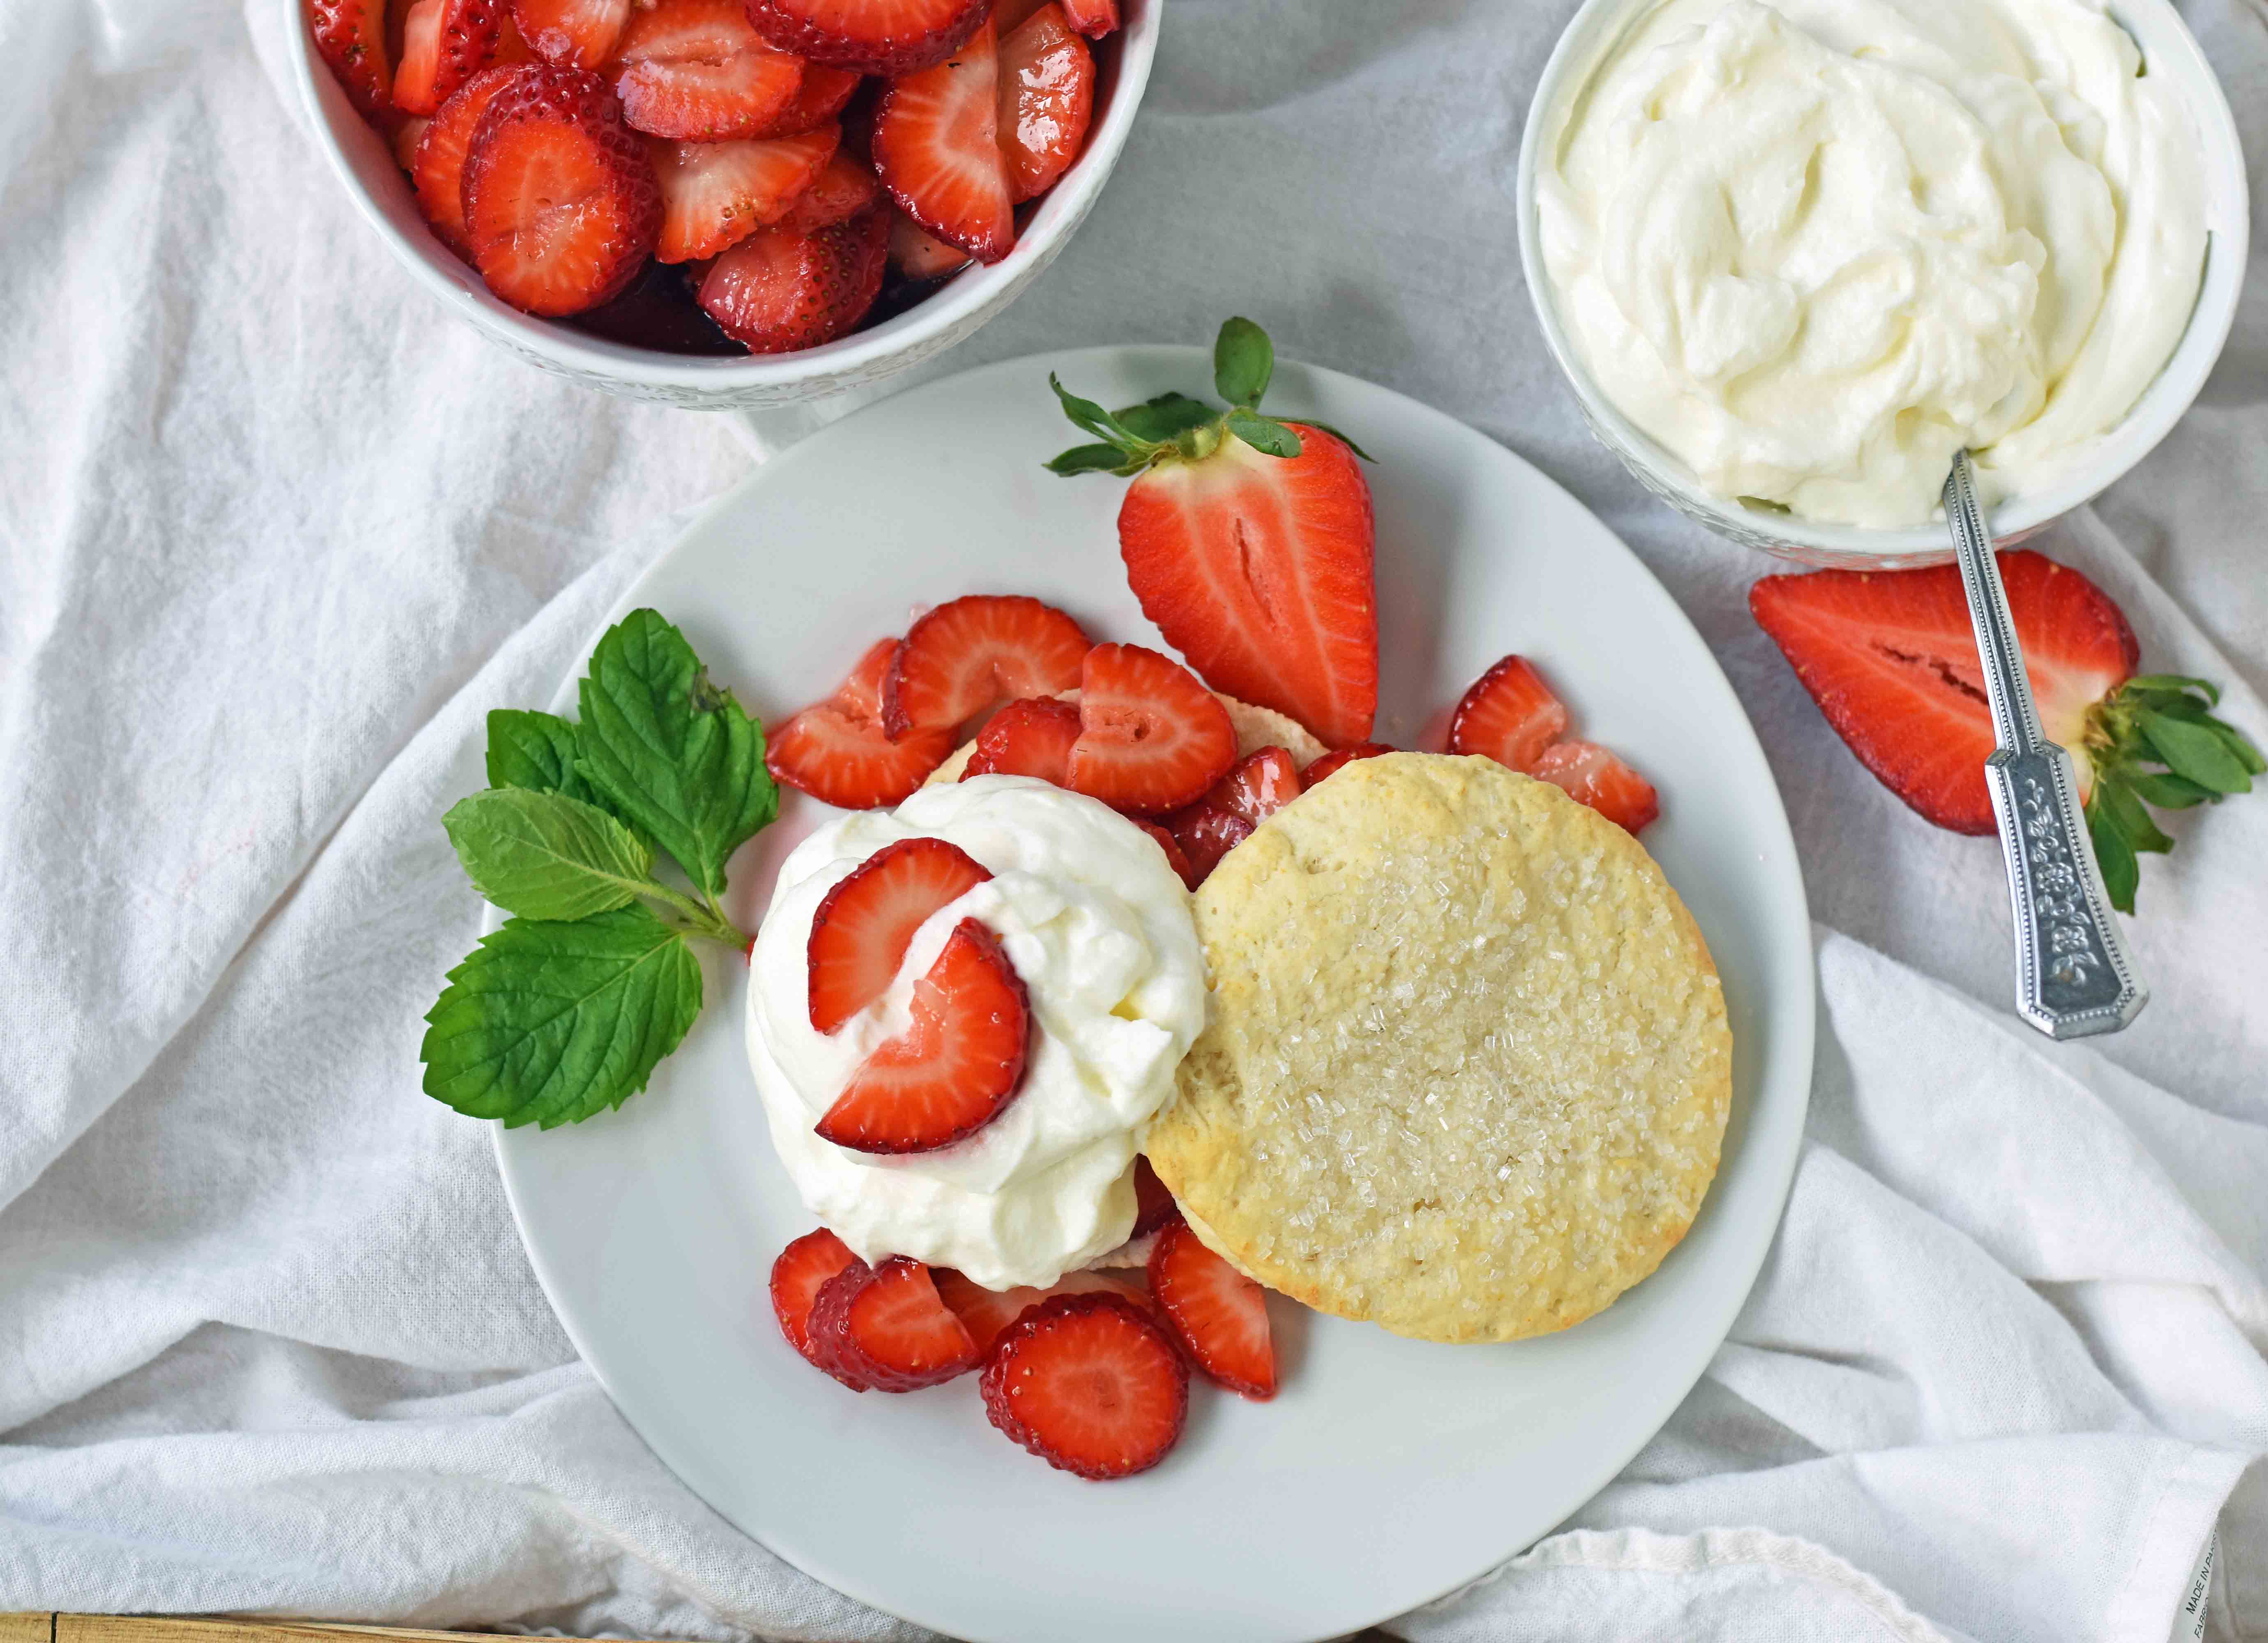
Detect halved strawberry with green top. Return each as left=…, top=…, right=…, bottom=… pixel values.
left=1749, top=550, right=2259, bottom=909
left=744, top=0, right=989, bottom=76
left=1047, top=318, right=1379, bottom=748
left=807, top=836, right=992, bottom=1032
left=609, top=0, right=805, bottom=140
left=884, top=595, right=1092, bottom=736
left=871, top=19, right=1015, bottom=262
left=962, top=695, right=1082, bottom=783
left=816, top=916, right=1029, bottom=1153
left=1065, top=644, right=1238, bottom=814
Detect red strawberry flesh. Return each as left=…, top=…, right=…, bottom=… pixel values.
left=412, top=64, right=530, bottom=253
left=770, top=1227, right=862, bottom=1376
left=980, top=1293, right=1189, bottom=1479
left=1064, top=643, right=1238, bottom=815
left=462, top=65, right=662, bottom=316
left=511, top=0, right=629, bottom=68
left=610, top=0, right=804, bottom=141
left=697, top=200, right=888, bottom=351
left=995, top=3, right=1093, bottom=203
left=884, top=595, right=1092, bottom=736
left=807, top=836, right=992, bottom=1033
left=962, top=695, right=1083, bottom=784
left=825, top=1255, right=980, bottom=1390
left=744, top=0, right=990, bottom=76
left=1447, top=654, right=1568, bottom=774
left=1148, top=1218, right=1276, bottom=1400
left=767, top=637, right=955, bottom=808
left=1119, top=423, right=1378, bottom=748
left=1748, top=550, right=2136, bottom=833
left=1130, top=1154, right=1178, bottom=1236
left=1301, top=741, right=1393, bottom=785
left=1060, top=0, right=1116, bottom=37
left=1530, top=740, right=1659, bottom=834
left=752, top=62, right=864, bottom=137
left=871, top=19, right=1015, bottom=262
left=775, top=147, right=882, bottom=232
left=803, top=1252, right=879, bottom=1389
left=393, top=0, right=502, bottom=115
left=1164, top=744, right=1301, bottom=883
left=816, top=916, right=1029, bottom=1153
left=1136, top=821, right=1201, bottom=891
left=649, top=124, right=838, bottom=261
left=934, top=1266, right=1153, bottom=1358
left=310, top=0, right=395, bottom=118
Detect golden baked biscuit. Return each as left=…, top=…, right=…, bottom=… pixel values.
left=1144, top=752, right=1731, bottom=1344
left=927, top=691, right=1325, bottom=785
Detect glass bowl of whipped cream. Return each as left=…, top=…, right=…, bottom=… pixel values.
left=1517, top=0, right=2250, bottom=567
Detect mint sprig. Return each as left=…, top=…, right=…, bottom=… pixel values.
left=420, top=608, right=773, bottom=1127
left=2081, top=674, right=2261, bottom=913
left=1044, top=316, right=1375, bottom=479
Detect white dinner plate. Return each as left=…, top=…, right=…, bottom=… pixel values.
left=493, top=346, right=1815, bottom=1643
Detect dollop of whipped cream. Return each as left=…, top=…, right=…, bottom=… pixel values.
left=1536, top=0, right=2207, bottom=526
left=747, top=776, right=1205, bottom=1289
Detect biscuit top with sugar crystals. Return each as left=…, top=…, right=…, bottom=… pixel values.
left=1144, top=751, right=1731, bottom=1344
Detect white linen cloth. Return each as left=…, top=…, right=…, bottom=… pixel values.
left=2, top=0, right=2264, bottom=1637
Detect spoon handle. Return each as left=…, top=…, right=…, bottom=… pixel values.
left=1944, top=452, right=2146, bottom=1040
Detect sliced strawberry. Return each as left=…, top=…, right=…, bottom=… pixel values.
left=1060, top=0, right=1115, bottom=37
left=961, top=694, right=1082, bottom=783
left=393, top=0, right=502, bottom=115
left=1131, top=1154, right=1178, bottom=1236
left=774, top=147, right=880, bottom=232
left=310, top=0, right=394, bottom=119
left=1749, top=550, right=2138, bottom=833
left=1164, top=744, right=1300, bottom=882
left=1136, top=821, right=1200, bottom=891
left=1064, top=643, right=1238, bottom=814
left=770, top=1227, right=863, bottom=1379
left=392, top=113, right=432, bottom=172
left=744, top=0, right=988, bottom=76
left=816, top=917, right=1028, bottom=1153
left=1118, top=422, right=1378, bottom=748
left=767, top=637, right=955, bottom=807
left=883, top=595, right=1092, bottom=736
left=610, top=0, right=804, bottom=140
left=804, top=1255, right=878, bottom=1389
left=1448, top=654, right=1568, bottom=774
left=1301, top=741, right=1393, bottom=785
left=981, top=1293, right=1189, bottom=1479
left=463, top=65, right=661, bottom=316
left=994, top=2, right=1092, bottom=202
left=491, top=9, right=540, bottom=62
left=751, top=62, right=863, bottom=136
left=807, top=836, right=992, bottom=1033
left=697, top=200, right=888, bottom=350
left=934, top=1267, right=1152, bottom=1358
left=886, top=207, right=971, bottom=280
left=649, top=125, right=837, bottom=261
left=871, top=20, right=1014, bottom=263
left=813, top=1255, right=981, bottom=1391
left=511, top=0, right=628, bottom=68
left=1148, top=1219, right=1276, bottom=1400
left=1530, top=740, right=1659, bottom=833
left=410, top=64, right=528, bottom=253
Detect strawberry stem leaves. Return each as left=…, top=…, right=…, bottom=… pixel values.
left=1044, top=318, right=1373, bottom=477
left=421, top=608, right=772, bottom=1126
left=2081, top=674, right=2262, bottom=911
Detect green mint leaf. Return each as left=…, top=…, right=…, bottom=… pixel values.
left=2085, top=796, right=2139, bottom=914
left=487, top=709, right=596, bottom=804
left=2208, top=716, right=2266, bottom=775
left=1049, top=374, right=1138, bottom=449
left=443, top=787, right=659, bottom=922
left=1226, top=409, right=1301, bottom=458
left=1213, top=317, right=1274, bottom=408
left=2124, top=673, right=2219, bottom=706
left=2138, top=708, right=2252, bottom=794
left=1046, top=442, right=1144, bottom=477
left=2093, top=778, right=2171, bottom=855
left=1113, top=392, right=1219, bottom=443
left=575, top=609, right=778, bottom=900
left=1295, top=418, right=1378, bottom=462
left=2124, top=769, right=2213, bottom=809
left=421, top=905, right=702, bottom=1128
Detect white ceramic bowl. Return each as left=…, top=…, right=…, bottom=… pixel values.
left=1515, top=0, right=2249, bottom=568
left=288, top=1, right=1159, bottom=408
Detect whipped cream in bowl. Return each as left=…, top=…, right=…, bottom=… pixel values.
left=746, top=776, right=1206, bottom=1291
left=1517, top=0, right=2247, bottom=561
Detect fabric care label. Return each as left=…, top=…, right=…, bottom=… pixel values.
left=2171, top=1528, right=2218, bottom=1643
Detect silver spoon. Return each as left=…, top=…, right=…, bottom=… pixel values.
left=1942, top=451, right=2146, bottom=1038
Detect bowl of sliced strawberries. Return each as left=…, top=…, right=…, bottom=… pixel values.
left=293, top=0, right=1155, bottom=404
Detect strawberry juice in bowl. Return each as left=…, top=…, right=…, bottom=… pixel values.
left=1514, top=0, right=2248, bottom=569
left=287, top=0, right=1158, bottom=409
